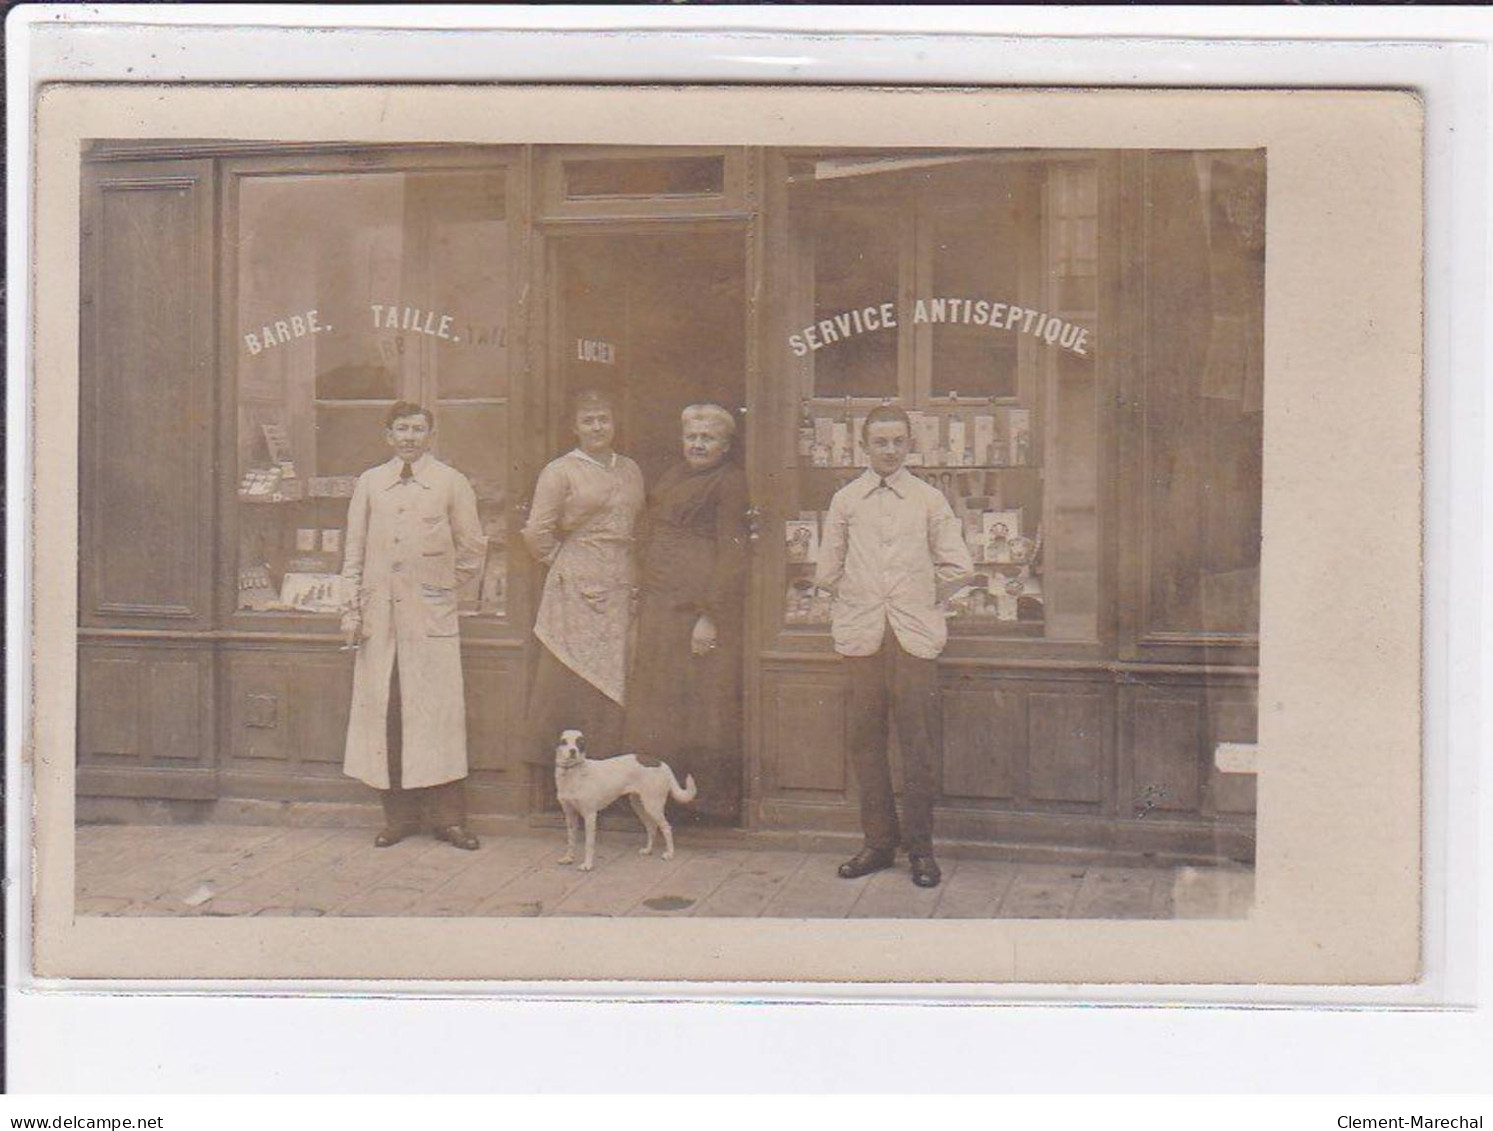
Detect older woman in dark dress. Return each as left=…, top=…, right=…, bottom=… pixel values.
left=624, top=404, right=750, bottom=824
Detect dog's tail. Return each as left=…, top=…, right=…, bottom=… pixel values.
left=669, top=769, right=698, bottom=804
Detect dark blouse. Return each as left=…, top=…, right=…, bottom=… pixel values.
left=638, top=460, right=750, bottom=620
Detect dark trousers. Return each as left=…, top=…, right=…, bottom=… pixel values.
left=381, top=658, right=466, bottom=830
left=844, top=632, right=940, bottom=856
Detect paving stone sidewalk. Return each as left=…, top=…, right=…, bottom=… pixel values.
left=75, top=823, right=1254, bottom=920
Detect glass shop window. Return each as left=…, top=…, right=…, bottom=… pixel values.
left=806, top=205, right=904, bottom=399
left=782, top=154, right=1101, bottom=644
left=233, top=168, right=512, bottom=619
left=563, top=155, right=725, bottom=199
left=927, top=199, right=1022, bottom=401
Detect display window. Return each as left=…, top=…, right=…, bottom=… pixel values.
left=777, top=152, right=1104, bottom=643
left=229, top=160, right=516, bottom=621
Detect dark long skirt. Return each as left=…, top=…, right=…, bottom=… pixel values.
left=523, top=644, right=626, bottom=809
left=623, top=595, right=743, bottom=823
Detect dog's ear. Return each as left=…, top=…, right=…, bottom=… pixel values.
left=576, top=733, right=587, bottom=754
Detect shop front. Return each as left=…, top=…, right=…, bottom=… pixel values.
left=79, top=142, right=1262, bottom=864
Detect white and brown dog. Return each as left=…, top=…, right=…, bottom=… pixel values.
left=553, top=729, right=697, bottom=871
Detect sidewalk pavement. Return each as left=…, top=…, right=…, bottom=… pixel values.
left=75, top=822, right=1254, bottom=920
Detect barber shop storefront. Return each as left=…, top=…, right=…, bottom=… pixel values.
left=79, top=142, right=1263, bottom=863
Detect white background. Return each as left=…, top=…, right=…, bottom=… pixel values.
left=6, top=5, right=1490, bottom=1096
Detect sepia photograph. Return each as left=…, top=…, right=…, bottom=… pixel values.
left=71, top=135, right=1262, bottom=924
left=26, top=84, right=1422, bottom=983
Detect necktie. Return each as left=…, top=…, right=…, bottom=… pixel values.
left=400, top=462, right=413, bottom=483
left=879, top=476, right=891, bottom=492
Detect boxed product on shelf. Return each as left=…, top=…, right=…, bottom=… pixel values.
left=1004, top=407, right=1032, bottom=465
left=813, top=414, right=834, bottom=453
left=973, top=413, right=995, bottom=465
left=917, top=414, right=942, bottom=466
left=279, top=572, right=347, bottom=614
left=785, top=516, right=820, bottom=564
left=478, top=547, right=507, bottom=615
left=947, top=417, right=967, bottom=466
left=307, top=475, right=359, bottom=498
left=907, top=410, right=925, bottom=456
left=261, top=421, right=294, bottom=465
left=783, top=574, right=834, bottom=626
left=982, top=508, right=1023, bottom=563
left=830, top=420, right=850, bottom=466
left=238, top=466, right=281, bottom=499
left=236, top=562, right=280, bottom=612
left=285, top=553, right=338, bottom=574
left=961, top=510, right=991, bottom=562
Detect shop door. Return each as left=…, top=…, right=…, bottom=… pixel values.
left=553, top=230, right=746, bottom=485
left=545, top=227, right=749, bottom=822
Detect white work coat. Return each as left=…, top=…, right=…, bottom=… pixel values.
left=340, top=454, right=487, bottom=789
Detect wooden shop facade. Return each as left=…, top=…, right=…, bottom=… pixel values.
left=78, top=141, right=1263, bottom=863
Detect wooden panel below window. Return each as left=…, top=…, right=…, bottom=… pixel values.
left=1027, top=689, right=1105, bottom=804
left=1127, top=692, right=1204, bottom=815
left=227, top=657, right=294, bottom=765
left=79, top=656, right=143, bottom=759
left=463, top=652, right=522, bottom=775
left=290, top=656, right=355, bottom=767
left=766, top=672, right=848, bottom=794
left=78, top=643, right=213, bottom=778
left=939, top=684, right=1019, bottom=801
left=145, top=660, right=202, bottom=761
left=225, top=649, right=357, bottom=772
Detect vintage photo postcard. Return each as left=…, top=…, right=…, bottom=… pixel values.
left=25, top=84, right=1422, bottom=984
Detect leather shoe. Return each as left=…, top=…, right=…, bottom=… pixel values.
left=837, top=847, right=896, bottom=879
left=374, top=825, right=413, bottom=848
left=436, top=824, right=480, bottom=851
left=909, top=854, right=942, bottom=889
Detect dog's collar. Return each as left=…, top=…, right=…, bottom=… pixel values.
left=555, top=757, right=584, bottom=771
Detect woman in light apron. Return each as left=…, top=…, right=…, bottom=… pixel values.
left=521, top=390, right=645, bottom=771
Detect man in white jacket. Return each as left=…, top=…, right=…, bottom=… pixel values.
left=814, top=404, right=974, bottom=888
left=340, top=402, right=487, bottom=850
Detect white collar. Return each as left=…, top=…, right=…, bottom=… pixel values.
left=381, top=452, right=434, bottom=488
left=570, top=447, right=618, bottom=469
left=858, top=465, right=912, bottom=498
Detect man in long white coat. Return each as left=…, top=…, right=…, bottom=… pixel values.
left=340, top=402, right=487, bottom=850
